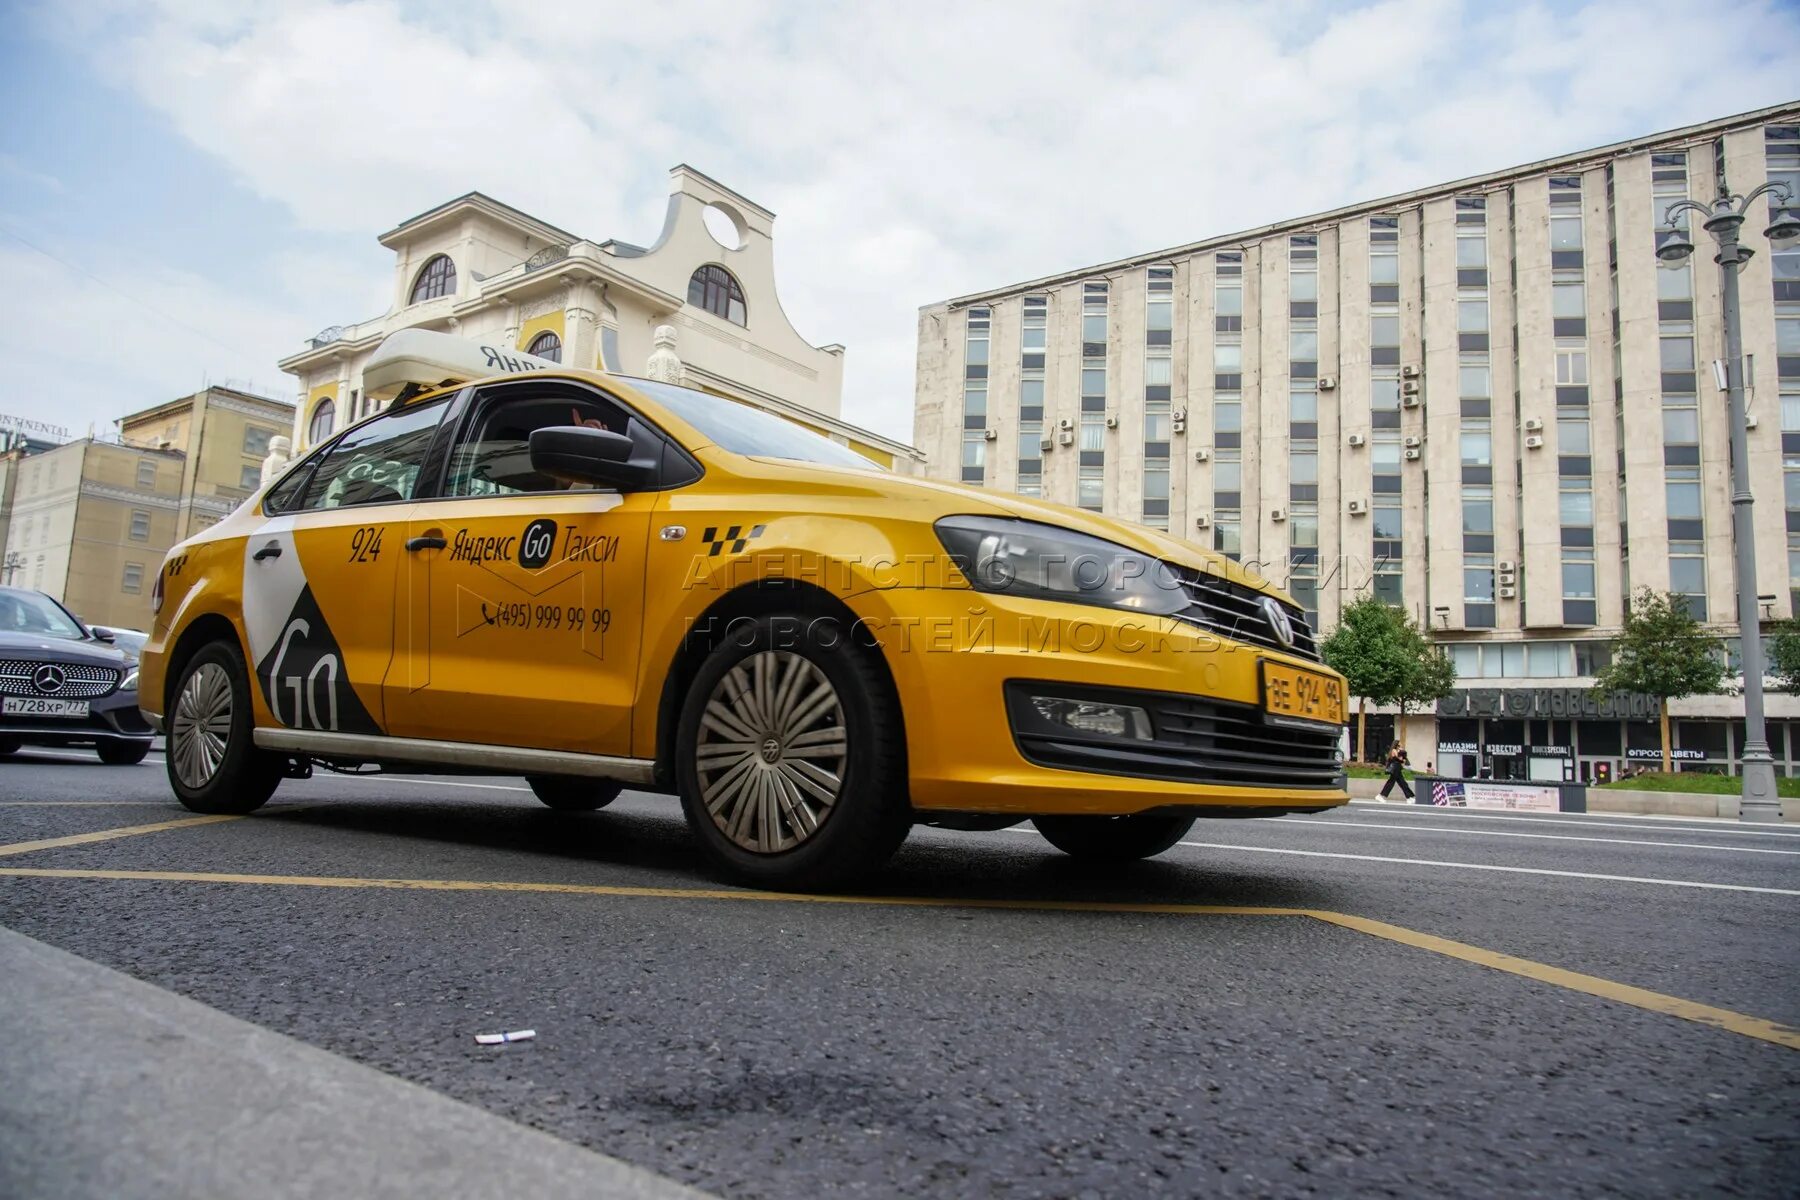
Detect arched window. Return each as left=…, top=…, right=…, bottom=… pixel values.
left=527, top=331, right=563, bottom=362
left=308, top=399, right=336, bottom=445
left=687, top=264, right=747, bottom=326
left=410, top=255, right=457, bottom=303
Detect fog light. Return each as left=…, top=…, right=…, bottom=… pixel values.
left=1029, top=695, right=1152, bottom=739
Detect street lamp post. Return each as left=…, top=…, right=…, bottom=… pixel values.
left=1657, top=183, right=1800, bottom=823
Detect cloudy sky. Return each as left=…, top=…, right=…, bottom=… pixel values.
left=2, top=1, right=1796, bottom=443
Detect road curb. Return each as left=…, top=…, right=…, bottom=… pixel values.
left=0, top=925, right=711, bottom=1200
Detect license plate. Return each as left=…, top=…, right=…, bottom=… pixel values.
left=1261, top=660, right=1345, bottom=728
left=1, top=696, right=90, bottom=718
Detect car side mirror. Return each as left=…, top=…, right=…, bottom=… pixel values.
left=528, top=425, right=650, bottom=490
left=91, top=626, right=116, bottom=644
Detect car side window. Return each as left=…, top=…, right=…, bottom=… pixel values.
left=446, top=387, right=634, bottom=497
left=295, top=398, right=448, bottom=511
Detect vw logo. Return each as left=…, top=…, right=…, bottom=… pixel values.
left=32, top=664, right=66, bottom=695
left=1260, top=596, right=1296, bottom=649
left=759, top=737, right=782, bottom=764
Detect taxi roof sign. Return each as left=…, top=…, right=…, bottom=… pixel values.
left=362, top=328, right=567, bottom=401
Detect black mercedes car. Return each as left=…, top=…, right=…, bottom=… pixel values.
left=0, top=587, right=153, bottom=764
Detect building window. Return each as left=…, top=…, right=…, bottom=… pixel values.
left=243, top=426, right=274, bottom=457
left=308, top=400, right=336, bottom=445
left=527, top=331, right=563, bottom=362
left=121, top=562, right=144, bottom=594
left=128, top=510, right=150, bottom=542
left=1078, top=464, right=1104, bottom=511
left=687, top=264, right=747, bottom=326
left=136, top=460, right=156, bottom=489
left=1018, top=296, right=1045, bottom=498
left=962, top=307, right=990, bottom=483
left=409, top=255, right=456, bottom=303
left=240, top=464, right=263, bottom=490
left=1552, top=280, right=1585, bottom=319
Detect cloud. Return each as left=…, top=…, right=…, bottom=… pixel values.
left=20, top=0, right=1800, bottom=440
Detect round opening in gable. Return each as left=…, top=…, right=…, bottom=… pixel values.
left=702, top=203, right=745, bottom=251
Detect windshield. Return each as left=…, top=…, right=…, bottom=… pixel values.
left=622, top=377, right=883, bottom=470
left=0, top=589, right=88, bottom=641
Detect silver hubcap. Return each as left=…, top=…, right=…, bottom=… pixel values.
left=696, top=650, right=847, bottom=854
left=171, top=662, right=233, bottom=789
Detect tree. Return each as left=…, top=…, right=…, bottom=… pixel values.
left=1767, top=619, right=1800, bottom=694
left=1595, top=589, right=1726, bottom=773
left=1322, top=595, right=1456, bottom=762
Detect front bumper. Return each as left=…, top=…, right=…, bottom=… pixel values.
left=0, top=692, right=155, bottom=747
left=863, top=589, right=1350, bottom=816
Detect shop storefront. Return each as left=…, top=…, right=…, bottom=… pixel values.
left=1432, top=687, right=1800, bottom=782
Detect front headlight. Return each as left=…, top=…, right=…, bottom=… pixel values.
left=934, top=516, right=1188, bottom=616
left=121, top=667, right=139, bottom=692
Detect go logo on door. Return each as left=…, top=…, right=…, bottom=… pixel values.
left=519, top=518, right=558, bottom=570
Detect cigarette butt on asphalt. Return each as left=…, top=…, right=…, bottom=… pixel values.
left=474, top=1029, right=537, bottom=1045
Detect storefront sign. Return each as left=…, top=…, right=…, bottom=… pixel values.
left=1531, top=745, right=1571, bottom=757
left=1626, top=748, right=1707, bottom=761
left=1486, top=743, right=1523, bottom=756
left=1428, top=779, right=1561, bottom=812
left=0, top=413, right=68, bottom=440
left=1437, top=742, right=1479, bottom=755
left=1437, top=688, right=1658, bottom=720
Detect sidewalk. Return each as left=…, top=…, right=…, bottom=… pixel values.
left=0, top=926, right=709, bottom=1200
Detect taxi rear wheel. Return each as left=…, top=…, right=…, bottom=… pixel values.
left=1032, top=814, right=1195, bottom=861
left=675, top=614, right=909, bottom=891
left=526, top=775, right=623, bottom=812
left=166, top=640, right=282, bottom=815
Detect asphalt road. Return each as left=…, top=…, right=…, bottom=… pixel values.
left=2, top=748, right=1797, bottom=1197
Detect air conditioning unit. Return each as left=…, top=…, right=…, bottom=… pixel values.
left=1171, top=408, right=1187, bottom=421
left=1039, top=436, right=1055, bottom=452
left=1104, top=415, right=1119, bottom=429
left=982, top=429, right=998, bottom=441
left=1523, top=418, right=1544, bottom=432
left=1270, top=508, right=1287, bottom=522
left=1404, top=447, right=1422, bottom=461
left=1057, top=428, right=1075, bottom=446
left=1525, top=434, right=1545, bottom=449
left=1401, top=395, right=1421, bottom=409
left=1347, top=499, right=1368, bottom=515
left=1058, top=418, right=1074, bottom=431
left=1404, top=435, right=1423, bottom=448
left=1401, top=364, right=1421, bottom=379
left=1194, top=513, right=1211, bottom=529
left=1498, top=560, right=1517, bottom=574
left=1318, top=375, right=1338, bottom=391
left=1171, top=417, right=1187, bottom=435
left=1347, top=433, right=1367, bottom=447
left=1193, top=447, right=1211, bottom=462
left=1746, top=413, right=1760, bottom=429
left=1499, top=586, right=1518, bottom=599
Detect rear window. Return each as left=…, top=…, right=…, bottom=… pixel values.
left=622, top=377, right=880, bottom=470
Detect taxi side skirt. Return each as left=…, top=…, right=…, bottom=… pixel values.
left=254, top=729, right=658, bottom=785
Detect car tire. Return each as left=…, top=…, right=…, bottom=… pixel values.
left=675, top=613, right=910, bottom=891
left=1031, top=814, right=1196, bottom=862
left=97, top=741, right=151, bottom=766
left=0, top=737, right=20, bottom=756
left=527, top=775, right=623, bottom=812
left=166, top=640, right=282, bottom=815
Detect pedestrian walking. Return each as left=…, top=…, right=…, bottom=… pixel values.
left=1379, top=741, right=1414, bottom=801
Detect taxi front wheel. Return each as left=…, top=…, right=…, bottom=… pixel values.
left=675, top=614, right=910, bottom=891
left=166, top=640, right=283, bottom=815
left=527, top=775, right=622, bottom=811
left=1032, top=814, right=1196, bottom=861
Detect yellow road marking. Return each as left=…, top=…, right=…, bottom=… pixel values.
left=0, top=816, right=241, bottom=858
left=0, top=865, right=1794, bottom=1050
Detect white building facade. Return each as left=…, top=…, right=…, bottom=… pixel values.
left=914, top=104, right=1800, bottom=781
left=281, top=166, right=918, bottom=471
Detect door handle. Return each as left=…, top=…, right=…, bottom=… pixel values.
left=406, top=534, right=447, bottom=552
left=252, top=542, right=282, bottom=561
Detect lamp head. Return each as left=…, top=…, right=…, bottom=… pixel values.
left=1655, top=228, right=1696, bottom=264
left=1766, top=209, right=1800, bottom=250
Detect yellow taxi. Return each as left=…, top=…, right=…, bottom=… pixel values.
left=140, top=330, right=1347, bottom=889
